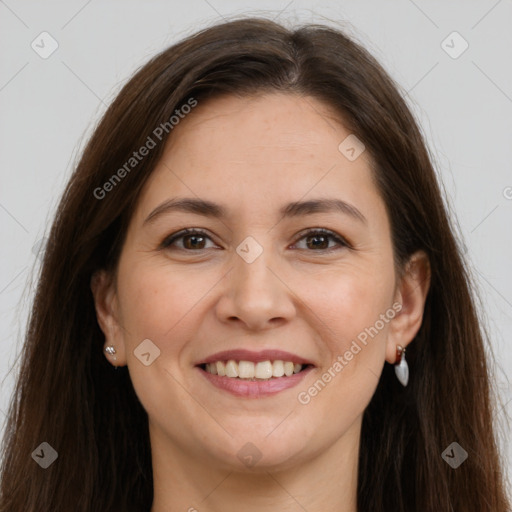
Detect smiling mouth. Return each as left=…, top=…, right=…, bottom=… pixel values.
left=198, top=360, right=314, bottom=381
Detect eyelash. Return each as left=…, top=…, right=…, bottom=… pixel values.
left=160, top=228, right=350, bottom=253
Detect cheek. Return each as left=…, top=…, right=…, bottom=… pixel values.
left=115, top=261, right=214, bottom=422
left=294, top=263, right=394, bottom=420
left=118, top=258, right=219, bottom=338
left=115, top=260, right=213, bottom=371
left=302, top=263, right=395, bottom=355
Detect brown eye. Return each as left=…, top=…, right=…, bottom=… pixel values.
left=305, top=233, right=329, bottom=250
left=293, top=229, right=349, bottom=252
left=182, top=234, right=207, bottom=250
left=161, top=229, right=216, bottom=251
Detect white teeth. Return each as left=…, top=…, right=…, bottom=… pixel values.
left=255, top=361, right=273, bottom=379
left=238, top=360, right=254, bottom=379
left=216, top=361, right=226, bottom=376
left=225, top=360, right=239, bottom=378
left=204, top=360, right=305, bottom=379
left=272, top=360, right=285, bottom=377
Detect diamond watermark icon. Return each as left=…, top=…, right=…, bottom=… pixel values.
left=134, top=338, right=161, bottom=366
left=31, top=31, right=59, bottom=59
left=441, top=441, right=468, bottom=468
left=338, top=134, right=365, bottom=161
left=441, top=31, right=469, bottom=59
left=32, top=442, right=58, bottom=469
left=236, top=236, right=263, bottom=264
left=237, top=442, right=262, bottom=468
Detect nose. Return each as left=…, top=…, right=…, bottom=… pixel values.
left=214, top=246, right=296, bottom=332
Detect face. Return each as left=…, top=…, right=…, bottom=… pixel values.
left=93, top=93, right=424, bottom=472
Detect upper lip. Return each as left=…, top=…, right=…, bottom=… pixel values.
left=195, top=349, right=315, bottom=366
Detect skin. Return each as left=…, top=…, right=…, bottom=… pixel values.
left=91, top=92, right=430, bottom=512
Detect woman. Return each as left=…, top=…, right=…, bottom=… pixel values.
left=0, top=17, right=510, bottom=512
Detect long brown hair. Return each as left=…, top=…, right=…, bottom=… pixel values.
left=1, top=17, right=510, bottom=512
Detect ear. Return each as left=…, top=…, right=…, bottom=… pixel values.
left=90, top=269, right=127, bottom=367
left=386, top=250, right=431, bottom=364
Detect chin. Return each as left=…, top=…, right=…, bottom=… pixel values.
left=203, top=426, right=315, bottom=473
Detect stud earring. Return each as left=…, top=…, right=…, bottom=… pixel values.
left=104, top=345, right=118, bottom=368
left=394, top=345, right=409, bottom=387
left=105, top=345, right=116, bottom=359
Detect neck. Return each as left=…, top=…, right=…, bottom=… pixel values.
left=149, top=418, right=361, bottom=512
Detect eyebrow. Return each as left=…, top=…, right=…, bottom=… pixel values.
left=143, top=197, right=367, bottom=225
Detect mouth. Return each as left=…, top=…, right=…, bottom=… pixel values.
left=198, top=360, right=313, bottom=380
left=194, top=349, right=315, bottom=398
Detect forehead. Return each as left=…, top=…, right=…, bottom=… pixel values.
left=133, top=93, right=383, bottom=224
left=165, top=92, right=354, bottom=161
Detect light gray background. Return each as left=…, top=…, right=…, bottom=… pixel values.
left=1, top=0, right=511, bottom=485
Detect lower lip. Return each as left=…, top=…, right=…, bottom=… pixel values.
left=197, top=366, right=314, bottom=398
